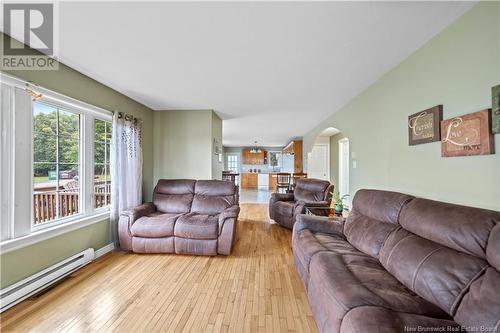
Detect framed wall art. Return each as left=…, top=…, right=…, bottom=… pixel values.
left=408, top=105, right=443, bottom=145
left=441, top=109, right=494, bottom=157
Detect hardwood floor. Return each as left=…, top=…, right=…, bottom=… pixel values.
left=1, top=204, right=318, bottom=333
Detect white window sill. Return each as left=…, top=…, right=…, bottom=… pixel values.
left=0, top=211, right=110, bottom=254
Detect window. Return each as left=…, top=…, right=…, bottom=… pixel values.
left=94, top=119, right=112, bottom=208
left=1, top=74, right=113, bottom=249
left=269, top=151, right=281, bottom=170
left=33, top=102, right=81, bottom=225
left=226, top=154, right=239, bottom=173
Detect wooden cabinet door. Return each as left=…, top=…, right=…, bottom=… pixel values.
left=269, top=174, right=277, bottom=192
left=242, top=149, right=251, bottom=164
left=241, top=173, right=249, bottom=188
left=248, top=173, right=258, bottom=187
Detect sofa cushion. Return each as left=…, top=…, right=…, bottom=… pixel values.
left=307, top=251, right=447, bottom=332
left=454, top=267, right=500, bottom=330
left=190, top=180, right=238, bottom=215
left=340, top=306, right=459, bottom=333
left=379, top=226, right=489, bottom=316
left=293, top=228, right=353, bottom=287
left=343, top=189, right=414, bottom=258
left=153, top=179, right=196, bottom=213
left=294, top=178, right=331, bottom=202
left=399, top=198, right=499, bottom=259
left=130, top=213, right=181, bottom=237
left=175, top=213, right=219, bottom=239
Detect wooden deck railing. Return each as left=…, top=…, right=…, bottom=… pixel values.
left=33, top=182, right=111, bottom=224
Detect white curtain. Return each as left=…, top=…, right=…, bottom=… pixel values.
left=110, top=112, right=143, bottom=244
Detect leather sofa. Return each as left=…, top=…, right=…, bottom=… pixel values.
left=118, top=179, right=240, bottom=255
left=292, top=189, right=500, bottom=333
left=269, top=178, right=333, bottom=229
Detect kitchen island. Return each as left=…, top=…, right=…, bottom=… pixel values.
left=240, top=172, right=278, bottom=191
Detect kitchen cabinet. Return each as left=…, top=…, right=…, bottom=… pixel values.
left=242, top=149, right=266, bottom=165
left=241, top=172, right=258, bottom=188
left=282, top=140, right=303, bottom=173
left=269, top=173, right=278, bottom=192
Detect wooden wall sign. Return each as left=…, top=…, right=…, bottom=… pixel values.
left=492, top=84, right=500, bottom=134
left=441, top=109, right=494, bottom=157
left=408, top=105, right=443, bottom=145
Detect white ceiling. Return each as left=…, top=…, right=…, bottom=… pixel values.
left=54, top=1, right=474, bottom=147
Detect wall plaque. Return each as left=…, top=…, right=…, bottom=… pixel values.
left=441, top=109, right=494, bottom=157
left=492, top=84, right=500, bottom=134
left=408, top=105, right=443, bottom=145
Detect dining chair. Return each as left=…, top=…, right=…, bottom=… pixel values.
left=276, top=173, right=291, bottom=193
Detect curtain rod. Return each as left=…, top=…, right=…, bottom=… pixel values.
left=1, top=73, right=113, bottom=120
left=116, top=111, right=141, bottom=123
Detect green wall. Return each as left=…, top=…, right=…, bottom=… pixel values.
left=1, top=33, right=155, bottom=288
left=153, top=110, right=222, bottom=182
left=304, top=2, right=500, bottom=211
left=1, top=220, right=109, bottom=288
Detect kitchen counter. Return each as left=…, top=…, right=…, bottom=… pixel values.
left=240, top=172, right=279, bottom=191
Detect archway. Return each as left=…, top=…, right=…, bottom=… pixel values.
left=307, top=127, right=350, bottom=200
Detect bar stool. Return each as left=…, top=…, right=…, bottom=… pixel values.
left=276, top=173, right=291, bottom=193
left=291, top=173, right=307, bottom=192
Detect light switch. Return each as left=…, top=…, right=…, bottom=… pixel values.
left=352, top=160, right=357, bottom=169
left=351, top=152, right=357, bottom=159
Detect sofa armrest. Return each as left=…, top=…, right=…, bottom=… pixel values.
left=293, top=200, right=329, bottom=216
left=120, top=202, right=156, bottom=224
left=218, top=205, right=240, bottom=255
left=293, top=214, right=345, bottom=238
left=219, top=205, right=240, bottom=231
left=269, top=192, right=295, bottom=220
left=118, top=202, right=156, bottom=251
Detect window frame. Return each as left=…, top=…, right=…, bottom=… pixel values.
left=31, top=100, right=84, bottom=230
left=93, top=118, right=112, bottom=210
left=0, top=73, right=113, bottom=253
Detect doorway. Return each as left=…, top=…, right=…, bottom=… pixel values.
left=226, top=153, right=240, bottom=173
left=338, top=138, right=350, bottom=202
left=307, top=143, right=330, bottom=181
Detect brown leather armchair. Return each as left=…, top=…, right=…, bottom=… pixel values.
left=269, top=178, right=333, bottom=229
left=118, top=179, right=240, bottom=255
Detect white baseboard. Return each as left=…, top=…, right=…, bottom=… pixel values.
left=94, top=243, right=115, bottom=259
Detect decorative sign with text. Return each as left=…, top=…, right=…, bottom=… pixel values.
left=441, top=109, right=494, bottom=157
left=492, top=84, right=500, bottom=134
left=408, top=105, right=443, bottom=145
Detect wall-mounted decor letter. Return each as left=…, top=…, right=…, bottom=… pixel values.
left=441, top=109, right=494, bottom=157
left=408, top=105, right=443, bottom=145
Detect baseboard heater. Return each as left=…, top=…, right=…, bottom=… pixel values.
left=0, top=248, right=94, bottom=312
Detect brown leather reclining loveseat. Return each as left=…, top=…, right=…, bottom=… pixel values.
left=293, top=189, right=500, bottom=332
left=119, top=179, right=240, bottom=255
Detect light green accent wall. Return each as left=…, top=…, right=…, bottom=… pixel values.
left=211, top=112, right=223, bottom=180
left=0, top=220, right=109, bottom=288
left=304, top=3, right=500, bottom=211
left=153, top=110, right=222, bottom=182
left=1, top=33, right=154, bottom=288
